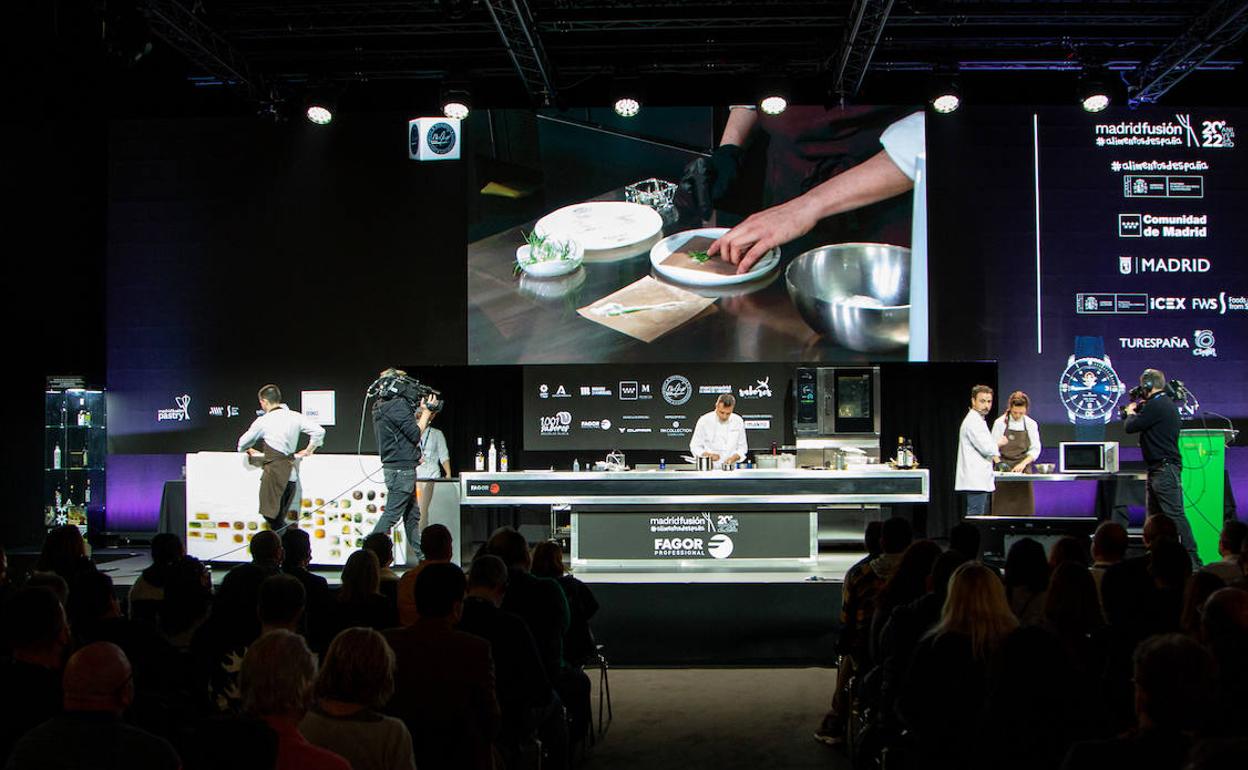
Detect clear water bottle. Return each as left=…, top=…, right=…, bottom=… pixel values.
left=572, top=458, right=580, bottom=472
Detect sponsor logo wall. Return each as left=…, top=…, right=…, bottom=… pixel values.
left=523, top=363, right=788, bottom=451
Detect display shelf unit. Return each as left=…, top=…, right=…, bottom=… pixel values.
left=44, top=386, right=106, bottom=538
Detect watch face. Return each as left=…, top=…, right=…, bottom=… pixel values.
left=1059, top=357, right=1123, bottom=420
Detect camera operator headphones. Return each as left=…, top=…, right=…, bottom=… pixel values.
left=1140, top=369, right=1165, bottom=392
left=367, top=368, right=442, bottom=412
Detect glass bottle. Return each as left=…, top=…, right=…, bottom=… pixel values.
left=499, top=441, right=509, bottom=472
left=474, top=437, right=485, bottom=471
left=487, top=439, right=498, bottom=473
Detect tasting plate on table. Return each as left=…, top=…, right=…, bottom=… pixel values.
left=650, top=227, right=781, bottom=286
left=534, top=201, right=664, bottom=254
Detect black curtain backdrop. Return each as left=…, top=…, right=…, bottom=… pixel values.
left=880, top=361, right=998, bottom=539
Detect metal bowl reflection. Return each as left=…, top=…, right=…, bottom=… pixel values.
left=1034, top=463, right=1056, bottom=474
left=785, top=243, right=910, bottom=352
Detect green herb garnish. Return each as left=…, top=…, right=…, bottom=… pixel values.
left=521, top=230, right=576, bottom=264
left=688, top=250, right=711, bottom=263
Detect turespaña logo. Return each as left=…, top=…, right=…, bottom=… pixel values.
left=707, top=534, right=735, bottom=559
left=426, top=122, right=457, bottom=155
left=539, top=411, right=573, bottom=436
left=739, top=376, right=773, bottom=399
left=157, top=394, right=192, bottom=422
left=661, top=375, right=692, bottom=405
left=1193, top=330, right=1217, bottom=358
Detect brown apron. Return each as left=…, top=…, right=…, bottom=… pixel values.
left=992, top=423, right=1035, bottom=516
left=258, top=441, right=296, bottom=528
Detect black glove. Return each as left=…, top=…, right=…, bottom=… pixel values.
left=676, top=144, right=743, bottom=220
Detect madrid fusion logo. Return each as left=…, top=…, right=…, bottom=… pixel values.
left=157, top=394, right=192, bottom=422
left=1094, top=115, right=1235, bottom=148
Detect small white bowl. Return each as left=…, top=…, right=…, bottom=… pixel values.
left=516, top=240, right=584, bottom=278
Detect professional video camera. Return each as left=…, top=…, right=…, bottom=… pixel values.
left=367, top=369, right=443, bottom=412
left=1118, top=378, right=1194, bottom=418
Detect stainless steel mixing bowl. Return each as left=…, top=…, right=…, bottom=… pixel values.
left=785, top=243, right=910, bottom=352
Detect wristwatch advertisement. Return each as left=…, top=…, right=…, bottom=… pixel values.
left=1058, top=335, right=1125, bottom=440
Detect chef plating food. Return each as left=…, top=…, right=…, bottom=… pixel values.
left=690, top=394, right=749, bottom=467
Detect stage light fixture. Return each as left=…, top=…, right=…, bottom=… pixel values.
left=1079, top=70, right=1111, bottom=113
left=613, top=97, right=641, bottom=118
left=441, top=87, right=472, bottom=120
left=760, top=95, right=788, bottom=116
left=927, top=67, right=961, bottom=114
left=306, top=103, right=333, bottom=125
left=932, top=92, right=960, bottom=114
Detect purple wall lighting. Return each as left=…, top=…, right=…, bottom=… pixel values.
left=105, top=454, right=184, bottom=531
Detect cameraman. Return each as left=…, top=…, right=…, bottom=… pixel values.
left=370, top=368, right=438, bottom=561
left=1123, top=368, right=1199, bottom=564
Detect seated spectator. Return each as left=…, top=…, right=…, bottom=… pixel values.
left=128, top=533, right=185, bottom=624
left=240, top=629, right=350, bottom=770
left=1061, top=634, right=1217, bottom=770
left=459, top=555, right=565, bottom=770
left=327, top=551, right=398, bottom=637
left=531, top=540, right=600, bottom=666
left=0, top=587, right=69, bottom=764
left=1149, top=537, right=1192, bottom=633
left=1200, top=587, right=1248, bottom=734
left=157, top=556, right=213, bottom=650
left=896, top=562, right=1019, bottom=770
left=24, top=573, right=69, bottom=607
left=6, top=642, right=180, bottom=770
left=215, top=531, right=285, bottom=647
left=363, top=533, right=402, bottom=608
left=816, top=516, right=911, bottom=746
left=487, top=528, right=570, bottom=679
left=1004, top=537, right=1050, bottom=625
left=867, top=539, right=942, bottom=664
left=282, top=528, right=332, bottom=650
left=33, top=525, right=95, bottom=583
left=948, top=521, right=982, bottom=561
left=1049, top=535, right=1091, bottom=569
left=1089, top=521, right=1128, bottom=608
left=1202, top=520, right=1246, bottom=584
left=300, top=627, right=415, bottom=770
left=384, top=562, right=499, bottom=770
left=1180, top=571, right=1226, bottom=638
left=1043, top=562, right=1107, bottom=677
left=200, top=574, right=305, bottom=714
left=396, top=524, right=454, bottom=627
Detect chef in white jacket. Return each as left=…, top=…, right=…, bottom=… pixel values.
left=690, top=394, right=749, bottom=467
left=956, top=385, right=1007, bottom=517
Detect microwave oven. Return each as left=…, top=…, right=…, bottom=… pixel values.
left=1059, top=441, right=1120, bottom=474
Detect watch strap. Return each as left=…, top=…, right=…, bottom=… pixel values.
left=1074, top=335, right=1105, bottom=360
left=1072, top=335, right=1108, bottom=440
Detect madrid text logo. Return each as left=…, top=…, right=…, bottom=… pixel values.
left=157, top=394, right=192, bottom=422
left=707, top=534, right=735, bottom=559
left=739, top=377, right=773, bottom=399
left=1118, top=257, right=1210, bottom=275
left=1193, top=330, right=1217, bottom=358
left=539, top=411, right=573, bottom=436
left=662, top=375, right=692, bottom=406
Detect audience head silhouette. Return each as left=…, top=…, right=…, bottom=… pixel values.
left=420, top=524, right=454, bottom=562
left=249, top=530, right=283, bottom=564
left=316, top=627, right=396, bottom=709
left=241, top=629, right=317, bottom=719
left=414, top=562, right=467, bottom=620
left=63, top=642, right=133, bottom=714
left=487, top=527, right=532, bottom=571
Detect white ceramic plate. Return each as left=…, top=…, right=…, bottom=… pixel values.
left=533, top=201, right=664, bottom=253
left=649, top=227, right=781, bottom=286
left=515, top=242, right=584, bottom=278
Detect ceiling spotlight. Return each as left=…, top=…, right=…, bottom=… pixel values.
left=760, top=95, right=788, bottom=116
left=1079, top=69, right=1111, bottom=113
left=931, top=93, right=960, bottom=114
left=613, top=97, right=641, bottom=118
left=928, top=67, right=961, bottom=114
left=306, top=103, right=333, bottom=125
left=441, top=87, right=471, bottom=120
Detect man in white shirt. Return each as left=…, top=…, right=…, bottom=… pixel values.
left=955, top=385, right=1006, bottom=517
left=416, top=409, right=451, bottom=480
left=690, top=394, right=749, bottom=467
left=237, top=384, right=326, bottom=531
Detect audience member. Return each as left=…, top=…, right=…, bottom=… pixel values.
left=1049, top=535, right=1091, bottom=569
left=24, top=573, right=69, bottom=607
left=460, top=554, right=566, bottom=770
left=5, top=642, right=180, bottom=770
left=128, top=533, right=185, bottom=624
left=817, top=516, right=911, bottom=745
left=948, top=522, right=982, bottom=560
left=215, top=531, right=285, bottom=646
left=1003, top=537, right=1050, bottom=625
left=1202, top=520, right=1246, bottom=584
left=300, top=627, right=415, bottom=770
left=157, top=556, right=213, bottom=649
left=241, top=629, right=350, bottom=770
left=1180, top=571, right=1226, bottom=638
left=1199, top=587, right=1248, bottom=733
left=1062, top=634, right=1217, bottom=770
left=281, top=527, right=332, bottom=650
left=896, top=562, right=1019, bottom=769
left=1043, top=562, right=1107, bottom=676
left=867, top=539, right=942, bottom=664
left=33, top=525, right=94, bottom=583
left=1090, top=521, right=1128, bottom=606
left=487, top=528, right=570, bottom=678
left=327, top=550, right=398, bottom=637
left=396, top=524, right=454, bottom=627
left=363, top=533, right=402, bottom=608
left=201, top=574, right=306, bottom=714
left=0, top=587, right=69, bottom=764
left=531, top=540, right=600, bottom=666
left=384, top=562, right=500, bottom=770
left=1149, top=538, right=1193, bottom=632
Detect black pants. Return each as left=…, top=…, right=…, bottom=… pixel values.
left=1146, top=463, right=1200, bottom=565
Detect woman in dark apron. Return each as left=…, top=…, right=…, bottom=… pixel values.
left=992, top=391, right=1040, bottom=516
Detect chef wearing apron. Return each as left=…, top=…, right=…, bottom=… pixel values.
left=991, top=391, right=1042, bottom=516
left=237, top=384, right=326, bottom=530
